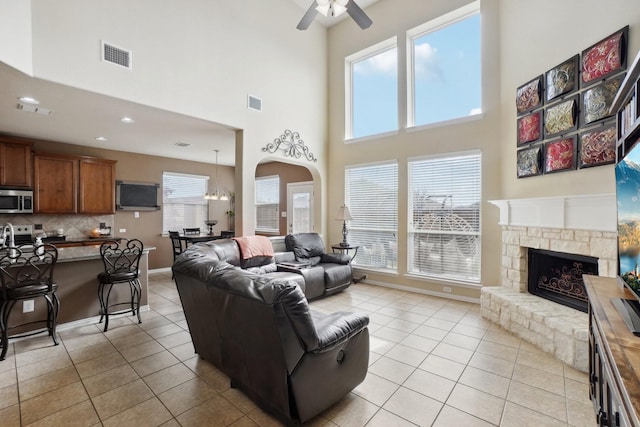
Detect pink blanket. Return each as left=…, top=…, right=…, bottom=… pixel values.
left=233, top=235, right=274, bottom=260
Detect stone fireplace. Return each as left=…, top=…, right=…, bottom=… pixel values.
left=482, top=194, right=617, bottom=372
left=527, top=248, right=598, bottom=313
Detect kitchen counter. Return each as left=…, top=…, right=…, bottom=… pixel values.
left=8, top=244, right=155, bottom=334
left=56, top=245, right=155, bottom=262
left=43, top=236, right=122, bottom=248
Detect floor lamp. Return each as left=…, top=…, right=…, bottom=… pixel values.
left=336, top=204, right=352, bottom=247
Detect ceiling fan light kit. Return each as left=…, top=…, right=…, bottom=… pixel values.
left=297, top=0, right=372, bottom=31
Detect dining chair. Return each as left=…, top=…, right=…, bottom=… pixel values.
left=97, top=239, right=144, bottom=332
left=183, top=228, right=200, bottom=235
left=0, top=243, right=59, bottom=360
left=169, top=231, right=184, bottom=278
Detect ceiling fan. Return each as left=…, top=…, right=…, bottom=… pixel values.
left=297, top=0, right=373, bottom=30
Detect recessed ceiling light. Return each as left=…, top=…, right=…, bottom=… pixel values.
left=95, top=136, right=108, bottom=142
left=120, top=116, right=135, bottom=124
left=18, top=96, right=39, bottom=105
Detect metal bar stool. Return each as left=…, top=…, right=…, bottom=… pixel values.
left=97, top=239, right=144, bottom=332
left=0, top=243, right=59, bottom=360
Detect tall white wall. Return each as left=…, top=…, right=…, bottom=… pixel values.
left=499, top=0, right=640, bottom=199
left=24, top=0, right=329, bottom=236
left=0, top=0, right=33, bottom=74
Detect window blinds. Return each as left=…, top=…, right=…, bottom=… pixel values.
left=408, top=151, right=481, bottom=282
left=255, top=176, right=280, bottom=233
left=162, top=172, right=209, bottom=234
left=345, top=161, right=398, bottom=270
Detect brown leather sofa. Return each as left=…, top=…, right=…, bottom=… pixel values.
left=172, top=241, right=370, bottom=425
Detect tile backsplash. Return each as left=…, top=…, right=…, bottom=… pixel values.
left=0, top=214, right=115, bottom=238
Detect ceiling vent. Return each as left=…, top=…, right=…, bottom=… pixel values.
left=248, top=95, right=262, bottom=112
left=174, top=142, right=191, bottom=147
left=101, top=41, right=132, bottom=69
left=17, top=103, right=53, bottom=116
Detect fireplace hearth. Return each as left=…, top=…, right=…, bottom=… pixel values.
left=527, top=249, right=598, bottom=313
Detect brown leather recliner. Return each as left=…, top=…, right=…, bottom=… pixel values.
left=172, top=241, right=370, bottom=425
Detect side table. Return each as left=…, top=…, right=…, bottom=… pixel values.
left=331, top=244, right=366, bottom=284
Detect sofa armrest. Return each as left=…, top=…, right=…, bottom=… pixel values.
left=321, top=252, right=351, bottom=265
left=311, top=311, right=369, bottom=353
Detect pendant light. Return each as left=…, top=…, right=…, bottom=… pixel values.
left=204, top=149, right=229, bottom=201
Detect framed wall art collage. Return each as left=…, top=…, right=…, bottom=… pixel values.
left=516, top=26, right=628, bottom=178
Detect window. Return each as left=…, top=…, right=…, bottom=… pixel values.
left=346, top=38, right=398, bottom=139
left=345, top=161, right=398, bottom=270
left=408, top=2, right=481, bottom=127
left=162, top=172, right=209, bottom=233
left=255, top=175, right=280, bottom=233
left=408, top=151, right=481, bottom=283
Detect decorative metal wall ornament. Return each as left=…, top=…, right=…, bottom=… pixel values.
left=262, top=130, right=318, bottom=162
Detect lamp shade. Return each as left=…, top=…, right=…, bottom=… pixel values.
left=336, top=204, right=352, bottom=221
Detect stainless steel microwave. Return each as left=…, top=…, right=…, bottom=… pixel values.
left=0, top=189, right=33, bottom=214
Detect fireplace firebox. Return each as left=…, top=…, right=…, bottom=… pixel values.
left=527, top=248, right=598, bottom=313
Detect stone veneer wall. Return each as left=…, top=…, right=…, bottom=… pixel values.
left=0, top=213, right=115, bottom=239
left=481, top=225, right=617, bottom=372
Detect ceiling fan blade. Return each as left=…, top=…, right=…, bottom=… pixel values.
left=345, top=0, right=372, bottom=29
left=297, top=2, right=319, bottom=30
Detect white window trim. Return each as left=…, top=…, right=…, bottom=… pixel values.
left=162, top=171, right=209, bottom=235
left=406, top=1, right=480, bottom=128
left=345, top=36, right=398, bottom=141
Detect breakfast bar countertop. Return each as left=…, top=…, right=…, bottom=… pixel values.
left=56, top=245, right=155, bottom=263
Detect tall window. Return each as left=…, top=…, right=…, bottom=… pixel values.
left=346, top=38, right=398, bottom=139
left=345, top=161, right=398, bottom=270
left=408, top=151, right=481, bottom=283
left=162, top=172, right=209, bottom=233
left=255, top=175, right=280, bottom=233
left=408, top=2, right=481, bottom=127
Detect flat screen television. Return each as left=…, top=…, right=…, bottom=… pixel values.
left=615, top=138, right=640, bottom=335
left=116, top=180, right=160, bottom=211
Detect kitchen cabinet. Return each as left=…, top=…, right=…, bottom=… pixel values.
left=0, top=137, right=32, bottom=188
left=34, top=153, right=116, bottom=214
left=34, top=153, right=78, bottom=213
left=79, top=158, right=116, bottom=214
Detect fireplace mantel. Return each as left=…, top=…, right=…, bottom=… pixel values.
left=489, top=194, right=616, bottom=232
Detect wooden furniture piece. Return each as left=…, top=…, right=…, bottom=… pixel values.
left=34, top=152, right=116, bottom=214
left=584, top=275, right=640, bottom=427
left=0, top=244, right=59, bottom=361
left=0, top=136, right=32, bottom=188
left=97, top=239, right=144, bottom=332
left=331, top=244, right=360, bottom=262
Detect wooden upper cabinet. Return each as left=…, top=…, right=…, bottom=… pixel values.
left=34, top=154, right=78, bottom=214
left=79, top=158, right=116, bottom=214
left=0, top=138, right=32, bottom=188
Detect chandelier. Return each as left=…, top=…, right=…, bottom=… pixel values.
left=204, top=149, right=228, bottom=201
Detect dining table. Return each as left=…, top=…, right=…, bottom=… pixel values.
left=178, top=233, right=227, bottom=245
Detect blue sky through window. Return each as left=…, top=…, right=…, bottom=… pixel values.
left=413, top=13, right=481, bottom=126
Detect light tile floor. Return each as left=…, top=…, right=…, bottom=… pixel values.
left=0, top=272, right=597, bottom=426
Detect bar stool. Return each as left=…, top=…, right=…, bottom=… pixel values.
left=97, top=239, right=144, bottom=332
left=0, top=244, right=59, bottom=360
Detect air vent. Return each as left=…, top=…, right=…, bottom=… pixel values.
left=102, top=41, right=132, bottom=69
left=174, top=142, right=191, bottom=147
left=17, top=103, right=53, bottom=116
left=248, top=95, right=262, bottom=112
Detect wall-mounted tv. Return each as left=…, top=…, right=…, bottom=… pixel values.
left=116, top=180, right=160, bottom=211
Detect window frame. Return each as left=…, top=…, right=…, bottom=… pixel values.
left=345, top=36, right=398, bottom=141
left=406, top=1, right=481, bottom=129
left=162, top=171, right=209, bottom=235
left=406, top=150, right=482, bottom=284
left=255, top=175, right=280, bottom=234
